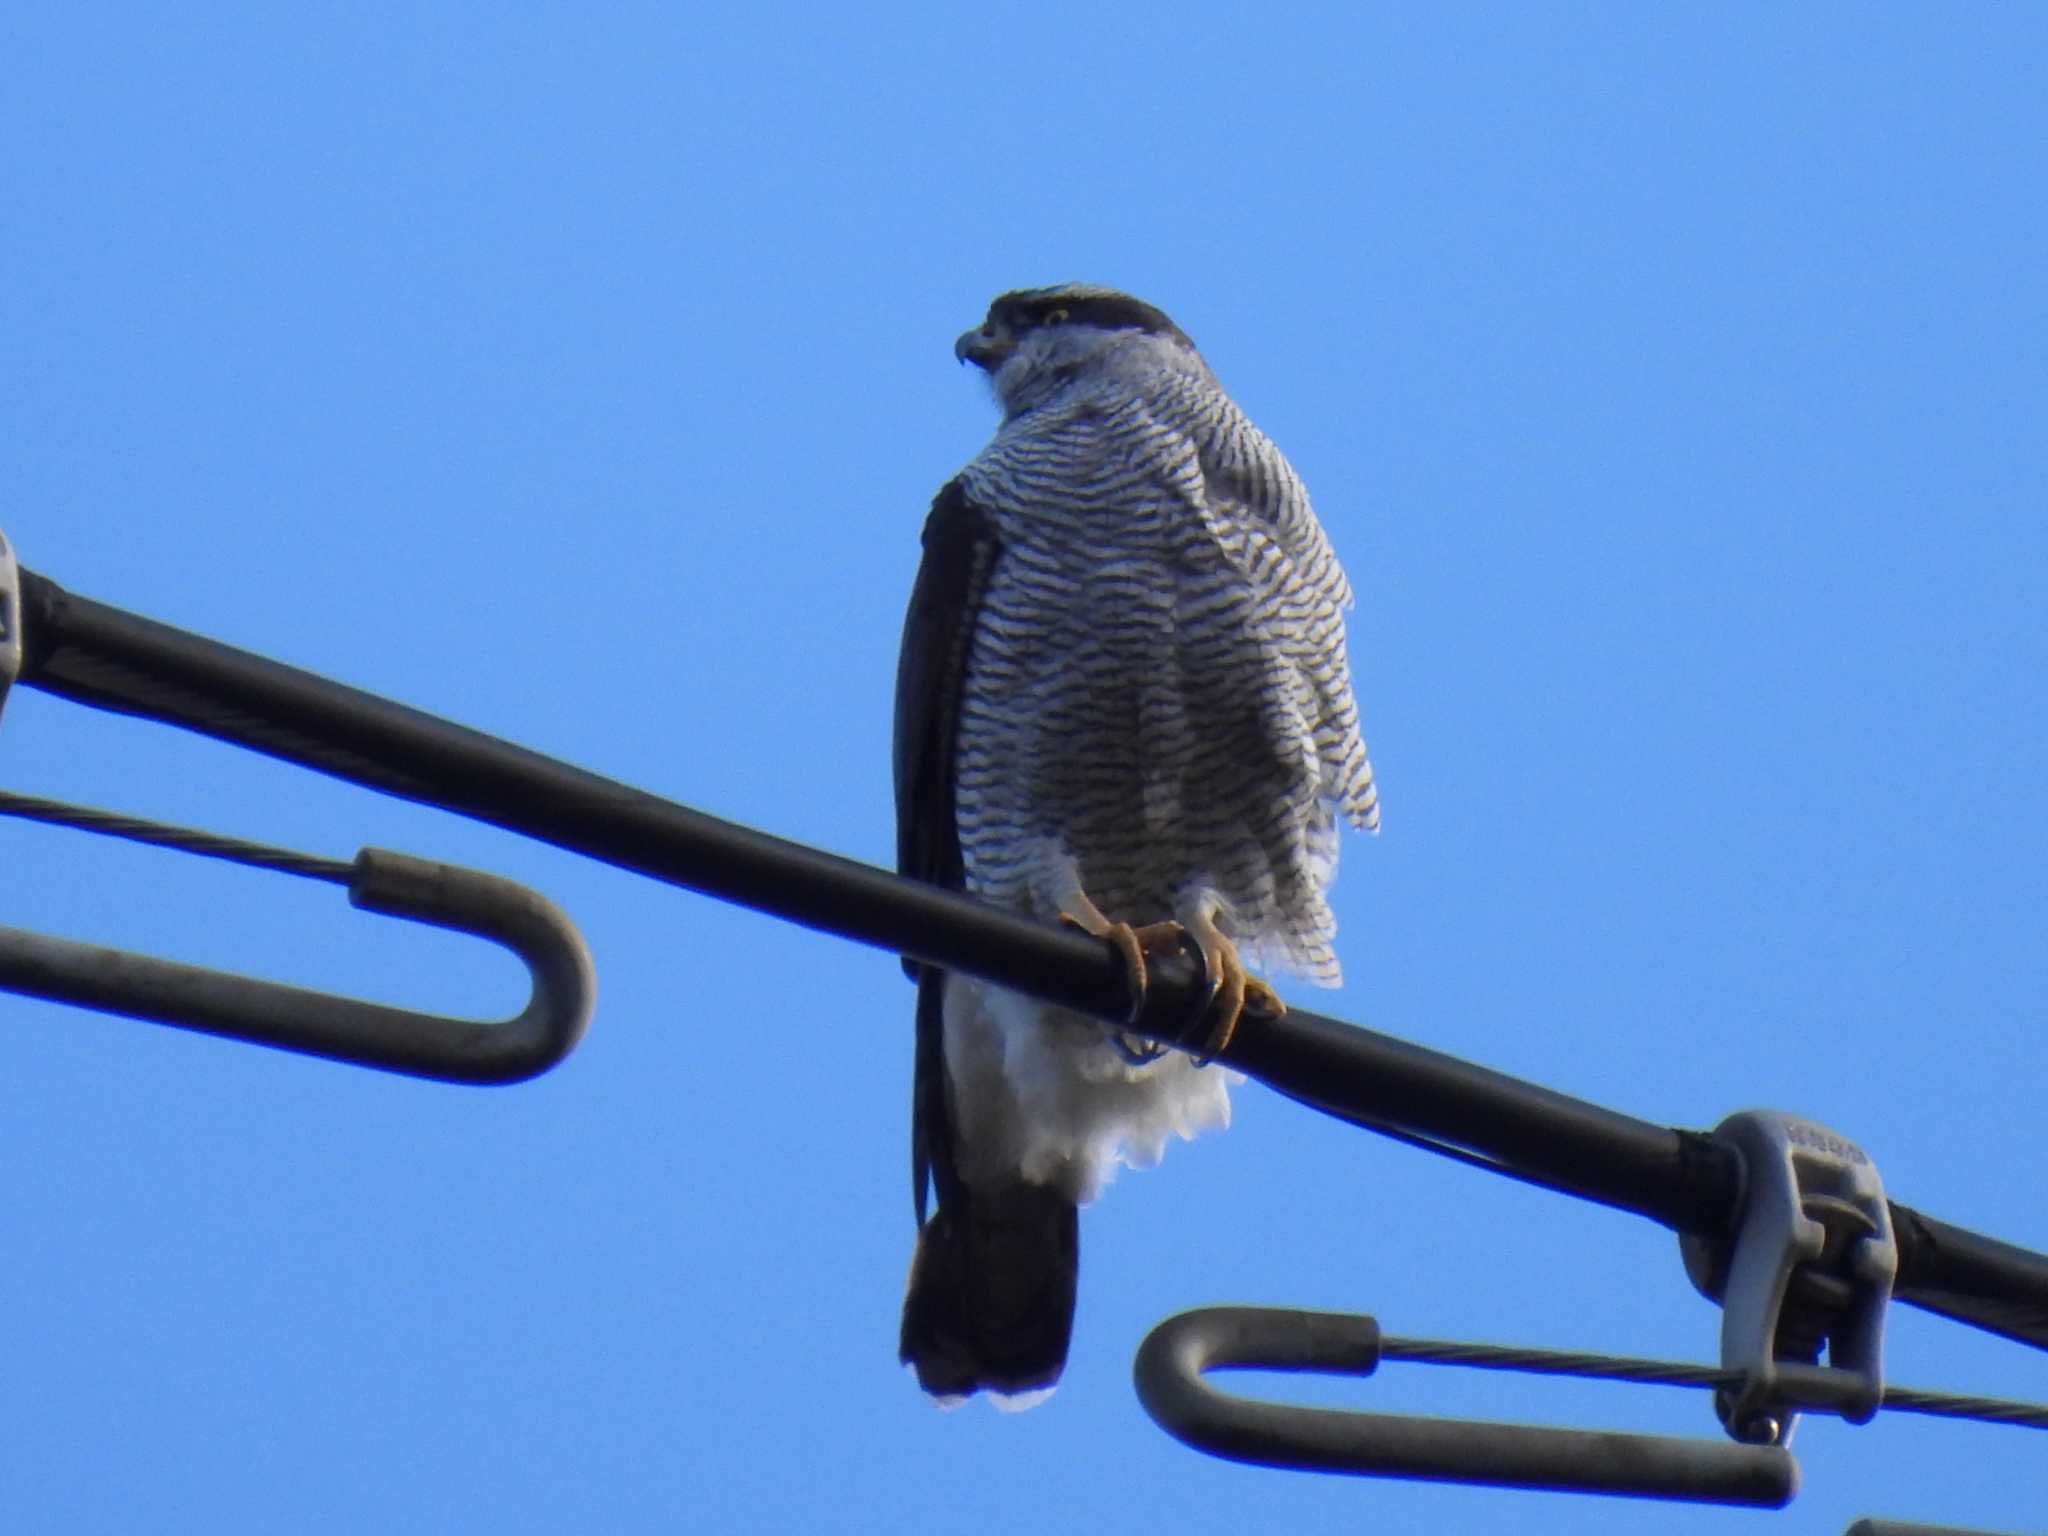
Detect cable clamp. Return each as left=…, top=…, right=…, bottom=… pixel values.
left=1679, top=1110, right=1898, bottom=1445
left=0, top=528, right=21, bottom=728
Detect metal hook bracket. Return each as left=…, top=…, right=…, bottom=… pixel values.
left=0, top=847, right=594, bottom=1084
left=1679, top=1110, right=1898, bottom=1445
left=1134, top=1306, right=1796, bottom=1506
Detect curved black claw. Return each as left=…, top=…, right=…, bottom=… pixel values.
left=1177, top=915, right=1284, bottom=1067
left=1059, top=910, right=1202, bottom=1067
left=1111, top=1031, right=1170, bottom=1066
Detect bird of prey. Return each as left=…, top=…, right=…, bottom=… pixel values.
left=894, top=283, right=1379, bottom=1406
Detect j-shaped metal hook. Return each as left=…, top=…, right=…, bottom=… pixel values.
left=1135, top=1306, right=1796, bottom=1507
left=0, top=848, right=593, bottom=1084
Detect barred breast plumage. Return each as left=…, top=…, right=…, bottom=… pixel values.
left=895, top=284, right=1377, bottom=1408
left=954, top=320, right=1376, bottom=982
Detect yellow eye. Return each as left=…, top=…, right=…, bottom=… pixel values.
left=1043, top=307, right=1069, bottom=325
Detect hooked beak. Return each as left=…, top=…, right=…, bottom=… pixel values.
left=954, top=323, right=1015, bottom=371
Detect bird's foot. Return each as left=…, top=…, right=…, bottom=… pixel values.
left=1057, top=897, right=1188, bottom=1065
left=1057, top=892, right=1282, bottom=1066
left=1180, top=905, right=1285, bottom=1065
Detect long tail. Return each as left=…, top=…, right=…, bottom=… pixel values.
left=899, top=1179, right=1079, bottom=1404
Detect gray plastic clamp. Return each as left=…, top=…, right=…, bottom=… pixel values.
left=1680, top=1110, right=1898, bottom=1445
left=0, top=528, right=20, bottom=727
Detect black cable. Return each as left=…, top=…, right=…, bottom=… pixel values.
left=0, top=789, right=352, bottom=883
left=15, top=564, right=2048, bottom=1353
left=1378, top=1336, right=2048, bottom=1432
left=1264, top=1079, right=1652, bottom=1214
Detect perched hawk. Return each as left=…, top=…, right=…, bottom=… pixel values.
left=895, top=284, right=1378, bottom=1406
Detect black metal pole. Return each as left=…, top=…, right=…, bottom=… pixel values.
left=14, top=567, right=2048, bottom=1349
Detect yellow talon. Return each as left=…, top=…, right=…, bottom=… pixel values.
left=1183, top=905, right=1284, bottom=1063
left=1058, top=885, right=1280, bottom=1064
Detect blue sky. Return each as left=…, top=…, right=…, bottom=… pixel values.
left=5, top=6, right=2045, bottom=1532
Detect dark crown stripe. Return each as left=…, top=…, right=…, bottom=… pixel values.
left=993, top=287, right=1193, bottom=348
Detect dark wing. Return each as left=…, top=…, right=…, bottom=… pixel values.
left=893, top=477, right=1000, bottom=1223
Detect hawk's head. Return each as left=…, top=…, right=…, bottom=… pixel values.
left=955, top=284, right=1200, bottom=414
